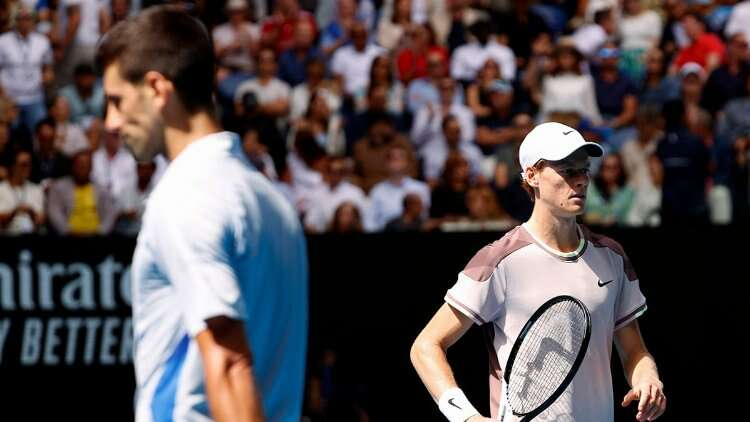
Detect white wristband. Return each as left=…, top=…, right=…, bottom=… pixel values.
left=438, top=387, right=479, bottom=422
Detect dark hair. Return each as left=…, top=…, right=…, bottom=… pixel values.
left=441, top=114, right=457, bottom=131
left=593, top=8, right=612, bottom=25
left=35, top=116, right=56, bottom=133
left=369, top=55, right=394, bottom=86
left=73, top=63, right=96, bottom=77
left=594, top=153, right=626, bottom=200
left=96, top=6, right=215, bottom=113
left=366, top=110, right=395, bottom=131
left=682, top=11, right=706, bottom=27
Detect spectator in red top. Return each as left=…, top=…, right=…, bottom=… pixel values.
left=671, top=12, right=726, bottom=75
left=260, top=0, right=317, bottom=54
left=396, top=23, right=448, bottom=84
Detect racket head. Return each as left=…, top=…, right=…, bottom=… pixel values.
left=502, top=295, right=592, bottom=420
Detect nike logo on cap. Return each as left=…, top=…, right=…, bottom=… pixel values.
left=448, top=398, right=462, bottom=410
left=563, top=130, right=574, bottom=135
left=598, top=279, right=615, bottom=287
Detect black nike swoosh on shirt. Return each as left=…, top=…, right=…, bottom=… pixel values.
left=448, top=398, right=462, bottom=410
left=598, top=279, right=615, bottom=287
left=563, top=130, right=574, bottom=135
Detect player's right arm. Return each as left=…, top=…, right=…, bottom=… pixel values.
left=196, top=316, right=265, bottom=422
left=410, top=303, right=492, bottom=422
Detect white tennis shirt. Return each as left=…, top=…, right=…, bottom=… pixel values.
left=131, top=132, right=308, bottom=422
left=446, top=224, right=646, bottom=421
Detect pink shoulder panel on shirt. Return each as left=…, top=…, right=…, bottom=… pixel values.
left=462, top=226, right=534, bottom=282
left=581, top=225, right=638, bottom=281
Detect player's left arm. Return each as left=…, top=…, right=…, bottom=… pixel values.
left=615, top=320, right=666, bottom=422
left=196, top=316, right=265, bottom=422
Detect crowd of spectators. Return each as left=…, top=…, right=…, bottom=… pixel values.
left=1, top=0, right=750, bottom=238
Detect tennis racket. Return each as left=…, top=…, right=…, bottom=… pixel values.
left=499, top=295, right=591, bottom=422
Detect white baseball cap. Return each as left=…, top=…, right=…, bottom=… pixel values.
left=518, top=122, right=603, bottom=173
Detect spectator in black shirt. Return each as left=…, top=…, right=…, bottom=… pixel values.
left=701, top=32, right=750, bottom=115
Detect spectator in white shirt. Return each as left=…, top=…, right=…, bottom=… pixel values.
left=113, top=159, right=157, bottom=235
left=422, top=114, right=483, bottom=188
left=0, top=149, right=45, bottom=234
left=304, top=156, right=368, bottom=233
left=619, top=0, right=662, bottom=81
left=725, top=0, right=750, bottom=43
left=213, top=0, right=260, bottom=75
left=330, top=21, right=386, bottom=96
left=235, top=48, right=291, bottom=121
left=91, top=129, right=136, bottom=206
left=411, top=76, right=475, bottom=160
left=572, top=8, right=616, bottom=59
left=56, top=0, right=110, bottom=87
left=48, top=94, right=88, bottom=156
left=450, top=19, right=516, bottom=83
left=539, top=39, right=603, bottom=124
left=365, top=143, right=430, bottom=232
left=289, top=57, right=341, bottom=120
left=0, top=6, right=54, bottom=132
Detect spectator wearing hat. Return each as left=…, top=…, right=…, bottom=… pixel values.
left=475, top=79, right=520, bottom=155
left=0, top=5, right=53, bottom=133
left=701, top=32, right=750, bottom=116
left=592, top=43, right=639, bottom=152
left=678, top=61, right=708, bottom=133
left=58, top=63, right=104, bottom=125
left=670, top=12, right=726, bottom=76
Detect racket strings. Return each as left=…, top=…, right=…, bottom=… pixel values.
left=506, top=301, right=587, bottom=414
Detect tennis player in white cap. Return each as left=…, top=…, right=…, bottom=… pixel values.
left=411, top=122, right=666, bottom=421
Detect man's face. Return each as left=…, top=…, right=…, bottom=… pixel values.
left=295, top=21, right=315, bottom=49
left=72, top=153, right=93, bottom=183
left=443, top=119, right=461, bottom=146
left=16, top=10, right=33, bottom=35
left=533, top=149, right=591, bottom=217
left=103, top=63, right=165, bottom=162
left=36, top=124, right=55, bottom=147
left=76, top=73, right=96, bottom=94
left=257, top=50, right=277, bottom=77
left=13, top=152, right=32, bottom=181
left=386, top=147, right=408, bottom=176
left=351, top=24, right=367, bottom=50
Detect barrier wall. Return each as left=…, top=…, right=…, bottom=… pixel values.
left=0, top=227, right=745, bottom=420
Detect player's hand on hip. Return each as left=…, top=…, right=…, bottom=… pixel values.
left=622, top=377, right=666, bottom=421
